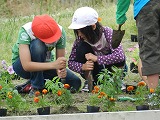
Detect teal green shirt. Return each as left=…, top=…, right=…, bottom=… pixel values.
left=116, top=0, right=150, bottom=24
left=116, top=0, right=131, bottom=24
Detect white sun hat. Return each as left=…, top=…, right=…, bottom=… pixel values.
left=68, top=7, right=98, bottom=29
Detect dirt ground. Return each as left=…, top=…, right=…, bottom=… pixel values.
left=7, top=79, right=137, bottom=116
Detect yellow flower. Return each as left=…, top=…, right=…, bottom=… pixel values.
left=7, top=92, right=12, bottom=96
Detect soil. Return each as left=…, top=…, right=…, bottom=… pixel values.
left=5, top=80, right=136, bottom=116
left=6, top=92, right=89, bottom=116
left=5, top=89, right=137, bottom=116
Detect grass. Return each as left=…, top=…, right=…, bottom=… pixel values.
left=0, top=1, right=137, bottom=62
left=0, top=0, right=142, bottom=115
left=0, top=0, right=140, bottom=84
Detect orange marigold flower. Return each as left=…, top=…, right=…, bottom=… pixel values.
left=35, top=91, right=40, bottom=96
left=57, top=90, right=62, bottom=96
left=64, top=84, right=70, bottom=89
left=94, top=90, right=99, bottom=93
left=34, top=97, right=39, bottom=103
left=100, top=92, right=106, bottom=96
left=0, top=85, right=2, bottom=90
left=109, top=97, right=116, bottom=102
left=94, top=86, right=100, bottom=91
left=8, top=95, right=12, bottom=99
left=93, top=86, right=100, bottom=93
left=137, top=81, right=146, bottom=86
left=98, top=95, right=102, bottom=98
left=127, top=86, right=134, bottom=91
left=98, top=17, right=102, bottom=22
left=42, top=89, right=48, bottom=94
left=149, top=88, right=155, bottom=93
left=92, top=90, right=96, bottom=94
left=92, top=90, right=98, bottom=94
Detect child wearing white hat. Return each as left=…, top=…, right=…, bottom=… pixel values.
left=68, top=7, right=127, bottom=92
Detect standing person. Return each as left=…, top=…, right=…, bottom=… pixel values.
left=68, top=7, right=127, bottom=92
left=12, top=14, right=81, bottom=96
left=116, top=0, right=160, bottom=89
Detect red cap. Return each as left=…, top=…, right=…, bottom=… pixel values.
left=31, top=14, right=61, bottom=43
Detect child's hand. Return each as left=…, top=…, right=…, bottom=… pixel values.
left=57, top=68, right=67, bottom=78
left=85, top=53, right=97, bottom=62
left=54, top=57, right=66, bottom=69
left=82, top=60, right=94, bottom=71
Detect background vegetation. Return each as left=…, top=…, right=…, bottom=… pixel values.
left=0, top=0, right=140, bottom=86
left=0, top=0, right=137, bottom=60
left=0, top=0, right=142, bottom=114
left=0, top=0, right=139, bottom=82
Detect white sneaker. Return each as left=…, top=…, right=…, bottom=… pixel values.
left=81, top=81, right=89, bottom=92
left=121, top=82, right=126, bottom=92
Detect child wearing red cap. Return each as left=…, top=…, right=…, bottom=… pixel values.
left=12, top=14, right=81, bottom=96
left=68, top=7, right=127, bottom=92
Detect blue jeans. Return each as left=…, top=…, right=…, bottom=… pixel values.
left=13, top=39, right=81, bottom=91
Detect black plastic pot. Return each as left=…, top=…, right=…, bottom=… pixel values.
left=136, top=105, right=149, bottom=111
left=130, top=62, right=138, bottom=73
left=131, top=35, right=138, bottom=42
left=37, top=106, right=50, bottom=115
left=87, top=105, right=100, bottom=113
left=0, top=108, right=7, bottom=116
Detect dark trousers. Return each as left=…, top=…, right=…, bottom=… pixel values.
left=75, top=41, right=126, bottom=84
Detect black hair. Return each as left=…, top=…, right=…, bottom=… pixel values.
left=74, top=22, right=103, bottom=44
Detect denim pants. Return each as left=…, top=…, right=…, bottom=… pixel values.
left=13, top=39, right=81, bottom=91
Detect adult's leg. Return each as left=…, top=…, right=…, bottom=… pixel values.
left=136, top=0, right=160, bottom=89
left=137, top=59, right=147, bottom=83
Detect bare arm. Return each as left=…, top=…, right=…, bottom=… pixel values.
left=56, top=48, right=65, bottom=58
left=55, top=48, right=67, bottom=78
left=19, top=44, right=66, bottom=72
